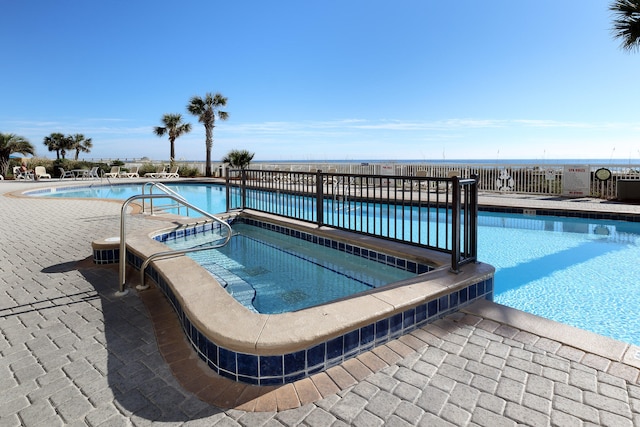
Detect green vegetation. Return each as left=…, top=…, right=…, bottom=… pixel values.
left=43, top=133, right=93, bottom=161
left=187, top=92, right=228, bottom=178
left=69, top=134, right=93, bottom=160
left=610, top=0, right=640, bottom=51
left=222, top=149, right=255, bottom=171
left=153, top=114, right=192, bottom=164
left=0, top=133, right=35, bottom=178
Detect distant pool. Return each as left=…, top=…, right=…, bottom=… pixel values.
left=29, top=182, right=640, bottom=346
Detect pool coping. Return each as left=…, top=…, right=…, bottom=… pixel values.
left=121, top=209, right=494, bottom=384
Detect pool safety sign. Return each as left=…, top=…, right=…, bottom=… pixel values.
left=380, top=163, right=394, bottom=186
left=562, top=165, right=590, bottom=197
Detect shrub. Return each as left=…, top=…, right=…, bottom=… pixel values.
left=179, top=165, right=200, bottom=178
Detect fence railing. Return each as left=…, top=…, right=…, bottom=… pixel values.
left=230, top=162, right=640, bottom=200
left=226, top=169, right=478, bottom=272
left=101, top=159, right=640, bottom=199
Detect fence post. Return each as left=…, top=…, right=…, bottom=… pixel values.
left=450, top=175, right=461, bottom=273
left=225, top=172, right=231, bottom=212
left=241, top=169, right=247, bottom=209
left=316, top=170, right=324, bottom=226
left=469, top=174, right=479, bottom=262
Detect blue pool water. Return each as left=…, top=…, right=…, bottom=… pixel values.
left=166, top=222, right=416, bottom=314
left=34, top=182, right=640, bottom=345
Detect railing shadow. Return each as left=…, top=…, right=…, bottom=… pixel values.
left=493, top=239, right=626, bottom=293
left=59, top=258, right=225, bottom=422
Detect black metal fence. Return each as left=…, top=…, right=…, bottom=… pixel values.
left=226, top=169, right=478, bottom=272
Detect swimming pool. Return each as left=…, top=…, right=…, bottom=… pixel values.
left=31, top=182, right=640, bottom=346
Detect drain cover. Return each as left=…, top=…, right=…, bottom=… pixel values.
left=280, top=289, right=308, bottom=304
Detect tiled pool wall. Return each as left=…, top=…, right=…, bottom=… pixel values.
left=232, top=217, right=434, bottom=274
left=120, top=217, right=493, bottom=385
left=480, top=205, right=640, bottom=222
left=151, top=269, right=492, bottom=385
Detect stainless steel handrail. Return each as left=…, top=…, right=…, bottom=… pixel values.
left=117, top=194, right=232, bottom=295
left=142, top=182, right=189, bottom=215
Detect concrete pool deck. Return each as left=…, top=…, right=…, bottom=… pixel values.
left=1, top=178, right=640, bottom=425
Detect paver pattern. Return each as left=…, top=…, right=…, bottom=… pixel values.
left=1, top=180, right=639, bottom=426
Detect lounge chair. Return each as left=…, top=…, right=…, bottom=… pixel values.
left=34, top=166, right=51, bottom=180
left=144, top=165, right=165, bottom=178
left=86, top=166, right=100, bottom=179
left=158, top=166, right=179, bottom=179
left=436, top=170, right=460, bottom=192
left=14, top=166, right=33, bottom=180
left=120, top=166, right=139, bottom=178
left=58, top=168, right=75, bottom=179
left=413, top=170, right=430, bottom=191
left=104, top=166, right=120, bottom=178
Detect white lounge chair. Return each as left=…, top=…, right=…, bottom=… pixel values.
left=58, top=168, right=74, bottom=179
left=120, top=166, right=139, bottom=178
left=34, top=166, right=51, bottom=180
left=158, top=166, right=179, bottom=178
left=14, top=166, right=32, bottom=180
left=104, top=166, right=120, bottom=178
left=86, top=166, right=100, bottom=179
left=144, top=165, right=165, bottom=178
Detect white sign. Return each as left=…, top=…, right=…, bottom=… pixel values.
left=380, top=163, right=394, bottom=186
left=562, top=165, right=590, bottom=197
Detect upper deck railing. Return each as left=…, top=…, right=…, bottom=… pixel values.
left=226, top=169, right=478, bottom=272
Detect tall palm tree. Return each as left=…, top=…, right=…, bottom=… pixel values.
left=187, top=92, right=229, bottom=177
left=0, top=133, right=35, bottom=177
left=43, top=132, right=66, bottom=160
left=69, top=134, right=93, bottom=160
left=611, top=0, right=640, bottom=51
left=153, top=114, right=192, bottom=163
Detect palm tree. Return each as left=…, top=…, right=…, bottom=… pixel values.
left=187, top=92, right=229, bottom=177
left=153, top=114, right=192, bottom=163
left=69, top=134, right=93, bottom=160
left=0, top=133, right=35, bottom=177
left=611, top=0, right=640, bottom=51
left=43, top=132, right=66, bottom=160
left=222, top=149, right=255, bottom=171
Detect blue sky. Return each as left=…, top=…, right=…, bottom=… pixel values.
left=2, top=1, right=639, bottom=162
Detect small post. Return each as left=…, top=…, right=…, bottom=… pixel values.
left=469, top=174, right=479, bottom=262
left=316, top=170, right=324, bottom=226
left=225, top=173, right=231, bottom=212
left=450, top=175, right=461, bottom=273
left=241, top=169, right=247, bottom=209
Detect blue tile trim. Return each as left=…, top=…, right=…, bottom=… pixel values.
left=479, top=206, right=640, bottom=223
left=123, top=217, right=494, bottom=385
left=92, top=248, right=120, bottom=264
left=153, top=217, right=434, bottom=275
left=143, top=249, right=493, bottom=384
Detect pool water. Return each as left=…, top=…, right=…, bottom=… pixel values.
left=34, top=182, right=640, bottom=345
left=166, top=223, right=416, bottom=313
left=480, top=213, right=640, bottom=346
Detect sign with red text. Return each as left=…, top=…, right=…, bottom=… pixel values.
left=562, top=165, right=590, bottom=197
left=380, top=163, right=394, bottom=186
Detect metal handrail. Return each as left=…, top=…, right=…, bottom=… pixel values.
left=118, top=194, right=232, bottom=295
left=141, top=182, right=189, bottom=215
